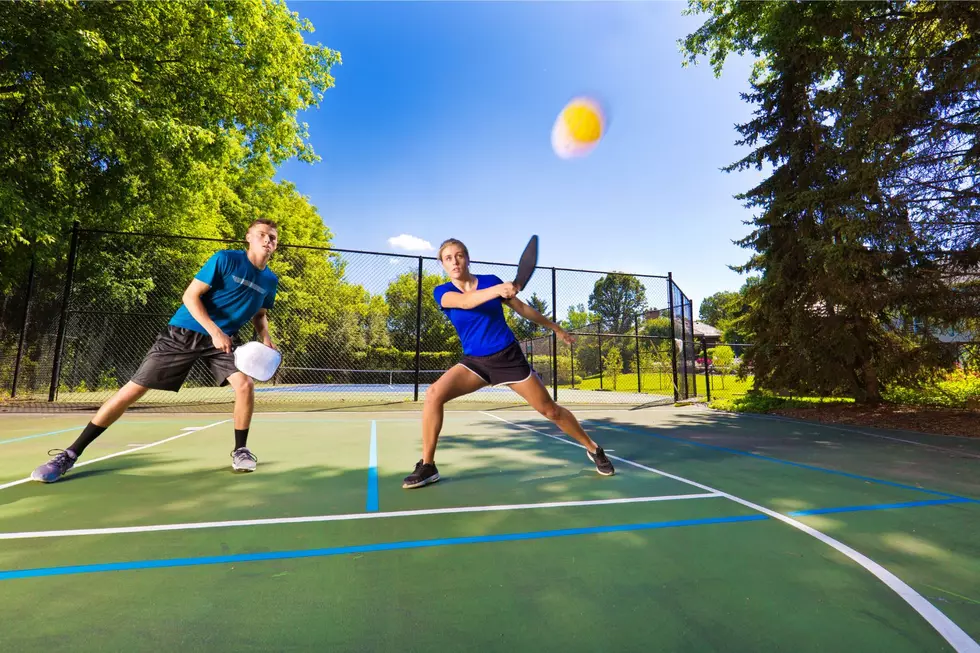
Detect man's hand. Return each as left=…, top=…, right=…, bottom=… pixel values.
left=210, top=329, right=233, bottom=354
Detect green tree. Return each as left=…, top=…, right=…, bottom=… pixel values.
left=588, top=274, right=648, bottom=335
left=709, top=345, right=735, bottom=371
left=604, top=346, right=623, bottom=388
left=0, top=0, right=339, bottom=251
left=682, top=1, right=978, bottom=401
left=0, top=0, right=343, bottom=391
left=385, top=272, right=459, bottom=353
left=644, top=315, right=673, bottom=340
left=705, top=277, right=758, bottom=347
left=699, top=291, right=739, bottom=326
left=562, top=304, right=597, bottom=331
left=511, top=293, right=549, bottom=341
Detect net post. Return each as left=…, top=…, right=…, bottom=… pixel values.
left=413, top=257, right=423, bottom=402
left=49, top=221, right=81, bottom=402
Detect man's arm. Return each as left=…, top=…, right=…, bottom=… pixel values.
left=182, top=279, right=233, bottom=353
left=251, top=309, right=274, bottom=348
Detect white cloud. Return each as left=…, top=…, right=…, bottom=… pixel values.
left=387, top=234, right=434, bottom=252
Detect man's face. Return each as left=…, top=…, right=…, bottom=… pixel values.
left=247, top=224, right=278, bottom=256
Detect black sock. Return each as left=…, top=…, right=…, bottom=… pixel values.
left=235, top=428, right=249, bottom=450
left=68, top=422, right=108, bottom=457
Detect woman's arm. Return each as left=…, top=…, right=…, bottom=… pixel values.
left=503, top=297, right=575, bottom=345
left=440, top=282, right=517, bottom=309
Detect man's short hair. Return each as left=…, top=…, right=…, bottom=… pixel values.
left=249, top=218, right=278, bottom=231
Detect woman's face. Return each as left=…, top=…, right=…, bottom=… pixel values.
left=440, top=244, right=469, bottom=280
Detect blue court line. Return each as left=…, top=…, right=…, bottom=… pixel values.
left=366, top=421, right=379, bottom=512
left=0, top=514, right=769, bottom=581
left=594, top=423, right=979, bottom=503
left=0, top=427, right=84, bottom=446
left=788, top=498, right=973, bottom=516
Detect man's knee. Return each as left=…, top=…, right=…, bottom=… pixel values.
left=232, top=375, right=255, bottom=393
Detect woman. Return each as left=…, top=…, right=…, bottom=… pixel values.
left=403, top=238, right=615, bottom=489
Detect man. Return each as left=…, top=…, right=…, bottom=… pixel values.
left=31, top=219, right=280, bottom=482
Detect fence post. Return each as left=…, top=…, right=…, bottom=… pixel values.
left=634, top=314, right=642, bottom=394
left=597, top=319, right=603, bottom=390
left=413, top=257, right=423, bottom=402
left=49, top=221, right=81, bottom=402
left=570, top=342, right=576, bottom=388
left=702, top=337, right=711, bottom=402
left=667, top=273, right=679, bottom=402
left=551, top=267, right=558, bottom=401
left=11, top=247, right=38, bottom=398
left=679, top=298, right=689, bottom=399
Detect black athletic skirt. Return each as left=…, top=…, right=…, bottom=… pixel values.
left=458, top=341, right=533, bottom=386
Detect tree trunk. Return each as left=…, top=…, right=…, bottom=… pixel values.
left=858, top=358, right=882, bottom=404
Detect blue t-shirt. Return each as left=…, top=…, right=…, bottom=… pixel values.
left=169, top=250, right=278, bottom=336
left=434, top=274, right=516, bottom=356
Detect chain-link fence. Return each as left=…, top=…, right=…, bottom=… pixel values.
left=2, top=225, right=704, bottom=411
left=695, top=338, right=755, bottom=402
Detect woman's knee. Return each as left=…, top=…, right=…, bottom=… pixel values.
left=424, top=384, right=449, bottom=407
left=537, top=400, right=562, bottom=421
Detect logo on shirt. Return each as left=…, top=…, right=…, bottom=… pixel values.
left=233, top=275, right=267, bottom=294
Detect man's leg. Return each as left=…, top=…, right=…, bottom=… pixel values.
left=31, top=382, right=149, bottom=483
left=226, top=371, right=257, bottom=472
left=32, top=326, right=197, bottom=484
left=72, top=382, right=150, bottom=453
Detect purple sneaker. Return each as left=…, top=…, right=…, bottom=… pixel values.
left=31, top=449, right=77, bottom=483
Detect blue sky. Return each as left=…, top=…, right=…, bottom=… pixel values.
left=276, top=1, right=763, bottom=315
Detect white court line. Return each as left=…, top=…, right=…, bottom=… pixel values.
left=481, top=412, right=980, bottom=653
left=0, top=493, right=719, bottom=541
left=0, top=420, right=230, bottom=492
left=733, top=412, right=980, bottom=459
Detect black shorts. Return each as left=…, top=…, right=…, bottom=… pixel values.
left=458, top=341, right=533, bottom=386
left=131, top=326, right=241, bottom=392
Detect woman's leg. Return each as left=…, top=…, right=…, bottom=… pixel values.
left=421, top=364, right=487, bottom=463
left=506, top=374, right=615, bottom=475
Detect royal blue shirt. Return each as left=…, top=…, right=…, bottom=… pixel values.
left=169, top=250, right=278, bottom=336
left=433, top=274, right=516, bottom=356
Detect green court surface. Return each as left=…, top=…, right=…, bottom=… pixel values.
left=0, top=408, right=978, bottom=651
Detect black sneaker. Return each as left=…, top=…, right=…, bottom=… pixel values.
left=587, top=447, right=615, bottom=476
left=402, top=460, right=440, bottom=489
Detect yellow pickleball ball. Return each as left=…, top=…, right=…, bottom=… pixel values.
left=551, top=97, right=606, bottom=159
left=562, top=101, right=603, bottom=143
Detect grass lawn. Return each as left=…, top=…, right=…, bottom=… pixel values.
left=560, top=371, right=754, bottom=398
